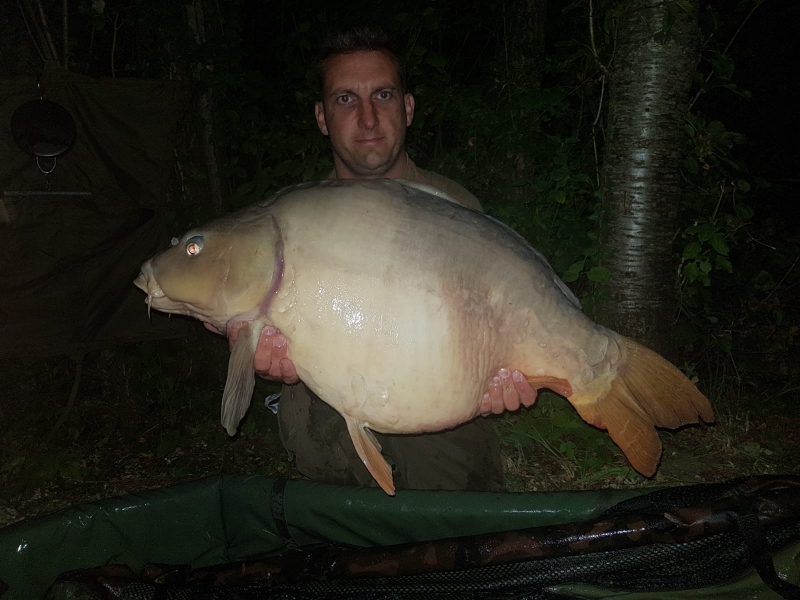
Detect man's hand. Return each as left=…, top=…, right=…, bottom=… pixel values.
left=480, top=368, right=537, bottom=416
left=204, top=322, right=300, bottom=384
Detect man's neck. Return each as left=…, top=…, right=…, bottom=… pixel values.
left=333, top=153, right=409, bottom=180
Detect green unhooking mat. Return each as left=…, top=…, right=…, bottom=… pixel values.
left=1, top=475, right=799, bottom=599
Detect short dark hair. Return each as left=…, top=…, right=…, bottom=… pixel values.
left=317, top=27, right=406, bottom=97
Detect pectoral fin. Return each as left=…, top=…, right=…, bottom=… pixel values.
left=221, top=321, right=266, bottom=436
left=343, top=414, right=395, bottom=496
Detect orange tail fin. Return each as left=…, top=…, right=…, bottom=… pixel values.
left=571, top=336, right=714, bottom=476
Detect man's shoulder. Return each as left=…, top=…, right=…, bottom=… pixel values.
left=408, top=162, right=483, bottom=212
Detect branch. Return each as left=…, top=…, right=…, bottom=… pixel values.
left=688, top=0, right=767, bottom=111
left=588, top=0, right=599, bottom=65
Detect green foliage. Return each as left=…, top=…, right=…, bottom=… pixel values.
left=495, top=393, right=634, bottom=482
left=675, top=8, right=799, bottom=396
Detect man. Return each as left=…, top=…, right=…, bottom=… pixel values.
left=232, top=27, right=536, bottom=491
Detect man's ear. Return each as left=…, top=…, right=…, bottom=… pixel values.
left=404, top=93, right=415, bottom=127
left=315, top=101, right=329, bottom=136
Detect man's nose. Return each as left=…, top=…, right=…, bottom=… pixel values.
left=358, top=100, right=378, bottom=128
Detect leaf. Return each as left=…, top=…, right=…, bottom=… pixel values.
left=684, top=157, right=699, bottom=175
left=236, top=180, right=256, bottom=194
left=559, top=441, right=577, bottom=458
left=562, top=260, right=584, bottom=283
left=428, top=55, right=447, bottom=70
left=586, top=266, right=611, bottom=283
left=571, top=173, right=592, bottom=185
left=662, top=8, right=676, bottom=33
left=710, top=54, right=735, bottom=81
left=715, top=256, right=733, bottom=273
left=697, top=223, right=716, bottom=242
left=683, top=262, right=701, bottom=282
left=736, top=204, right=755, bottom=220
left=710, top=233, right=729, bottom=256
left=683, top=241, right=702, bottom=260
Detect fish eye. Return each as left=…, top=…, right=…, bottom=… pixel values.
left=170, top=237, right=179, bottom=246
left=185, top=235, right=204, bottom=256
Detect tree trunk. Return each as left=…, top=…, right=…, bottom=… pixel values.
left=599, top=0, right=700, bottom=360
left=185, top=0, right=224, bottom=215
left=505, top=0, right=547, bottom=86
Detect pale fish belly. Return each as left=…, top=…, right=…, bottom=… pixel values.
left=269, top=261, right=490, bottom=434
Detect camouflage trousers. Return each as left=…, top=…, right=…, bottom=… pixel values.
left=277, top=382, right=505, bottom=492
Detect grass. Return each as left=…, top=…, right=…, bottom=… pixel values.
left=1, top=333, right=798, bottom=527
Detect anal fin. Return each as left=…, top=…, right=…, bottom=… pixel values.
left=220, top=321, right=266, bottom=436
left=343, top=414, right=395, bottom=496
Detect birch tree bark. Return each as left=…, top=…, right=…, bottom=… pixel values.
left=599, top=0, right=701, bottom=359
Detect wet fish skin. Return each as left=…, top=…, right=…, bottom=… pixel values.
left=134, top=179, right=714, bottom=495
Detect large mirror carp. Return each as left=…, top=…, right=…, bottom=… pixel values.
left=135, top=179, right=713, bottom=494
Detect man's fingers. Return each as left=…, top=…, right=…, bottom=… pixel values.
left=512, top=370, right=538, bottom=407
left=488, top=376, right=505, bottom=414
left=498, top=368, right=521, bottom=412
left=254, top=328, right=278, bottom=373
left=278, top=357, right=299, bottom=384
left=480, top=393, right=492, bottom=416
left=480, top=368, right=537, bottom=416
left=266, top=334, right=287, bottom=378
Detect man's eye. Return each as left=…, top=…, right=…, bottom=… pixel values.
left=377, top=91, right=392, bottom=100
left=337, top=95, right=352, bottom=104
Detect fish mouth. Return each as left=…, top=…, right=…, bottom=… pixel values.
left=134, top=262, right=166, bottom=318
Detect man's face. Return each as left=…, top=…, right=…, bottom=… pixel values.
left=315, top=51, right=415, bottom=179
